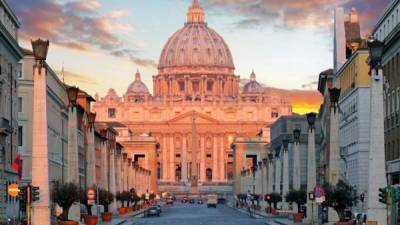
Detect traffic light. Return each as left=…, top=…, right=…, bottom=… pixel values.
left=378, top=187, right=387, bottom=204
left=392, top=187, right=399, bottom=204
left=31, top=186, right=40, bottom=202
left=18, top=186, right=27, bottom=202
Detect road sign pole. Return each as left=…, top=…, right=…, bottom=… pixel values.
left=27, top=185, right=31, bottom=225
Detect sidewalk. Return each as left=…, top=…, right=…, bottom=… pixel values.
left=226, top=202, right=303, bottom=225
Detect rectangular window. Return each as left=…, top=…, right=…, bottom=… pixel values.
left=18, top=97, right=22, bottom=112
left=192, top=81, right=199, bottom=92
left=207, top=81, right=213, bottom=92
left=108, top=108, right=116, bottom=118
left=18, top=126, right=23, bottom=147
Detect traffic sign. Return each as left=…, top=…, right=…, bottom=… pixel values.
left=314, top=185, right=326, bottom=203
left=8, top=183, right=19, bottom=197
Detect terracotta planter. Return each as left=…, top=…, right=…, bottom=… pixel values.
left=83, top=215, right=97, bottom=225
left=57, top=220, right=79, bottom=225
left=101, top=212, right=112, bottom=222
left=293, top=213, right=303, bottom=223
left=118, top=207, right=127, bottom=215
left=334, top=222, right=353, bottom=225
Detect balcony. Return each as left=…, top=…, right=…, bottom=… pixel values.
left=0, top=117, right=11, bottom=136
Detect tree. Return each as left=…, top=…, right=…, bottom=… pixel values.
left=285, top=189, right=306, bottom=213
left=52, top=181, right=80, bottom=221
left=269, top=192, right=282, bottom=209
left=98, top=189, right=114, bottom=213
left=322, top=180, right=357, bottom=222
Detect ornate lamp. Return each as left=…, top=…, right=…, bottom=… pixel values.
left=329, top=88, right=341, bottom=111
left=67, top=86, right=79, bottom=106
left=262, top=158, right=268, bottom=165
left=275, top=147, right=281, bottom=158
left=282, top=139, right=289, bottom=150
left=293, top=129, right=301, bottom=143
left=306, top=112, right=317, bottom=130
left=268, top=153, right=273, bottom=162
left=367, top=38, right=384, bottom=68
left=31, top=39, right=49, bottom=62
left=258, top=161, right=263, bottom=169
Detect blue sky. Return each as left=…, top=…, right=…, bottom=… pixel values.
left=10, top=0, right=389, bottom=99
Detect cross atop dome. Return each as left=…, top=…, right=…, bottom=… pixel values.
left=135, top=69, right=141, bottom=81
left=250, top=70, right=256, bottom=81
left=187, top=0, right=205, bottom=24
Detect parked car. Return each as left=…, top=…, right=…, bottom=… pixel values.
left=144, top=206, right=160, bottom=217
left=181, top=196, right=188, bottom=203
left=207, top=194, right=217, bottom=208
left=189, top=199, right=195, bottom=204
left=197, top=199, right=204, bottom=204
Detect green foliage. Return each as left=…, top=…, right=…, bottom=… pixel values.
left=269, top=192, right=282, bottom=208
left=323, top=180, right=357, bottom=222
left=52, top=181, right=80, bottom=221
left=98, top=189, right=114, bottom=212
left=285, top=189, right=306, bottom=213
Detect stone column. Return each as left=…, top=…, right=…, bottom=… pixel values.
left=169, top=135, right=175, bottom=181
left=31, top=64, right=51, bottom=225
left=162, top=135, right=168, bottom=181
left=328, top=88, right=341, bottom=223
left=86, top=127, right=96, bottom=187
left=366, top=67, right=387, bottom=225
left=123, top=154, right=128, bottom=191
left=100, top=141, right=108, bottom=190
left=200, top=135, right=206, bottom=182
left=212, top=135, right=219, bottom=182
left=292, top=131, right=301, bottom=213
left=109, top=148, right=117, bottom=212
left=116, top=153, right=122, bottom=193
left=274, top=151, right=281, bottom=195
left=219, top=135, right=225, bottom=181
left=305, top=113, right=317, bottom=224
left=282, top=142, right=289, bottom=210
left=182, top=134, right=188, bottom=183
left=127, top=158, right=132, bottom=190
left=67, top=102, right=79, bottom=184
left=267, top=155, right=274, bottom=194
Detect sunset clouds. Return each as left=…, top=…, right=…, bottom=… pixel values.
left=10, top=0, right=156, bottom=67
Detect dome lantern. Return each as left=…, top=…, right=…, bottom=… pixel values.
left=187, top=0, right=205, bottom=24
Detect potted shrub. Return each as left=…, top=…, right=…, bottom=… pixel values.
left=116, top=192, right=126, bottom=215
left=323, top=180, right=357, bottom=225
left=131, top=192, right=141, bottom=211
left=98, top=189, right=114, bottom=222
left=80, top=188, right=97, bottom=225
left=285, top=189, right=306, bottom=223
left=52, top=181, right=80, bottom=225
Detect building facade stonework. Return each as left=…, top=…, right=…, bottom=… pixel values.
left=94, top=0, right=292, bottom=195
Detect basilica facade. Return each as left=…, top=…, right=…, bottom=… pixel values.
left=93, top=0, right=292, bottom=194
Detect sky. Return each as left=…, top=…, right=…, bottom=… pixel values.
left=8, top=0, right=390, bottom=114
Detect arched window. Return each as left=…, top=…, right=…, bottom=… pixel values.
left=206, top=168, right=212, bottom=181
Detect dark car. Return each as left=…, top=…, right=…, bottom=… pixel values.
left=189, top=199, right=195, bottom=204
left=197, top=199, right=204, bottom=204
left=144, top=206, right=160, bottom=217
left=166, top=196, right=174, bottom=205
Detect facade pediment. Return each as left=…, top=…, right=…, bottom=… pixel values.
left=167, top=111, right=219, bottom=124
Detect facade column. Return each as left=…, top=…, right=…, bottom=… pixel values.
left=100, top=141, right=108, bottom=191
left=169, top=135, right=175, bottom=181
left=127, top=158, right=132, bottom=190
left=282, top=141, right=289, bottom=210
left=182, top=134, right=188, bottom=183
left=31, top=62, right=51, bottom=225
left=274, top=151, right=281, bottom=195
left=67, top=102, right=79, bottom=184
left=267, top=154, right=274, bottom=194
left=366, top=66, right=387, bottom=225
left=86, top=127, right=96, bottom=187
left=292, top=130, right=301, bottom=213
left=305, top=113, right=317, bottom=224
left=219, top=135, right=225, bottom=181
left=122, top=154, right=128, bottom=191
left=116, top=153, right=122, bottom=193
left=109, top=148, right=117, bottom=212
left=200, top=135, right=206, bottom=182
left=212, top=135, right=219, bottom=182
left=162, top=135, right=168, bottom=181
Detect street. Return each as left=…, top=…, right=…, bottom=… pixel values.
left=124, top=202, right=267, bottom=225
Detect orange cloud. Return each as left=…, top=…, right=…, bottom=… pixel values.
left=288, top=90, right=323, bottom=115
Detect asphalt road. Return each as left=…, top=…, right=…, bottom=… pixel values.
left=124, top=201, right=267, bottom=225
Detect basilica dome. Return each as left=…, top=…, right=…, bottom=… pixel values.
left=243, top=71, right=264, bottom=94
left=158, top=0, right=234, bottom=70
left=126, top=70, right=149, bottom=94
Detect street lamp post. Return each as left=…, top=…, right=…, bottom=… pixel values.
left=282, top=139, right=289, bottom=210
left=31, top=38, right=51, bottom=225
left=66, top=86, right=80, bottom=185
left=86, top=113, right=96, bottom=187
left=292, top=129, right=301, bottom=213
left=306, top=112, right=317, bottom=225
left=366, top=37, right=387, bottom=225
